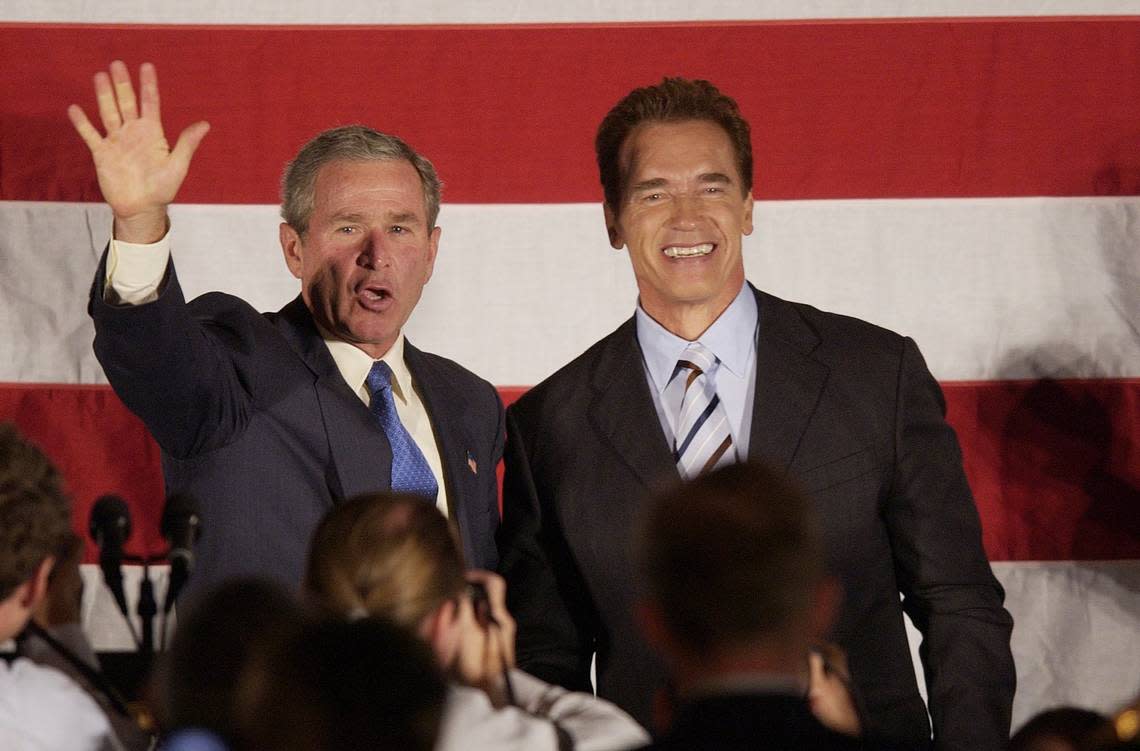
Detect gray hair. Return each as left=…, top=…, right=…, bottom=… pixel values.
left=281, top=125, right=442, bottom=234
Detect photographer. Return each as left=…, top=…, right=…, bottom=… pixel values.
left=304, top=492, right=648, bottom=751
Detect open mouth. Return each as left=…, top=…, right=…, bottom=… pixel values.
left=356, top=284, right=393, bottom=311
left=663, top=242, right=715, bottom=258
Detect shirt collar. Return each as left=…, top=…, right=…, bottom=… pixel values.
left=635, top=282, right=758, bottom=395
left=323, top=332, right=412, bottom=404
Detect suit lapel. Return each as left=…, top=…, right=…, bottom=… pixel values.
left=748, top=287, right=830, bottom=471
left=588, top=319, right=677, bottom=488
left=274, top=296, right=391, bottom=500
left=404, top=342, right=470, bottom=505
left=403, top=342, right=484, bottom=563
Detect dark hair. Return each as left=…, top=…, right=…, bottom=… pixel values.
left=160, top=577, right=308, bottom=743
left=595, top=77, right=753, bottom=216
left=636, top=461, right=823, bottom=656
left=281, top=125, right=442, bottom=234
left=1010, top=706, right=1110, bottom=751
left=0, top=424, right=73, bottom=600
left=304, top=492, right=466, bottom=628
left=244, top=617, right=446, bottom=751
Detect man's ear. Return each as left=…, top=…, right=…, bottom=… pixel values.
left=423, top=225, right=442, bottom=284
left=279, top=222, right=304, bottom=280
left=741, top=191, right=755, bottom=237
left=21, top=556, right=56, bottom=611
left=603, top=203, right=624, bottom=250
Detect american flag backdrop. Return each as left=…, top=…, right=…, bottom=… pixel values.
left=1, top=0, right=1138, bottom=729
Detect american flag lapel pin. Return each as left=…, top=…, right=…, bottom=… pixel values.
left=466, top=450, right=478, bottom=475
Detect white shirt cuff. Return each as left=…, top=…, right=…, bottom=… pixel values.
left=106, top=232, right=172, bottom=304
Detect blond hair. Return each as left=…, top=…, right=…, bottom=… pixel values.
left=304, top=493, right=466, bottom=627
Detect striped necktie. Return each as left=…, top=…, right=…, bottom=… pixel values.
left=366, top=361, right=439, bottom=500
left=666, top=342, right=735, bottom=479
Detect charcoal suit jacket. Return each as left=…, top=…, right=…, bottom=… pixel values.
left=498, top=284, right=1014, bottom=750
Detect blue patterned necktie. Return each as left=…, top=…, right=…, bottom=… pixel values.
left=366, top=360, right=439, bottom=501
left=664, top=342, right=736, bottom=479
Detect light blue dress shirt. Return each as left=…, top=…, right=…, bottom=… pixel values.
left=635, top=283, right=759, bottom=458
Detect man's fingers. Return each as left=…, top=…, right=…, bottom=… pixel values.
left=170, top=120, right=211, bottom=170
left=110, top=59, right=139, bottom=121
left=67, top=105, right=104, bottom=151
left=139, top=62, right=160, bottom=120
left=93, top=71, right=121, bottom=132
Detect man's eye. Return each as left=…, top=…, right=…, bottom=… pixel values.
left=644, top=193, right=663, bottom=202
left=390, top=225, right=407, bottom=234
left=337, top=226, right=357, bottom=234
left=704, top=186, right=724, bottom=194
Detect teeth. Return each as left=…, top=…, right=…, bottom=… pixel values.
left=363, top=289, right=386, bottom=300
left=663, top=243, right=714, bottom=258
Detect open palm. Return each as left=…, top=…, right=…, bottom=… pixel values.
left=68, top=61, right=209, bottom=236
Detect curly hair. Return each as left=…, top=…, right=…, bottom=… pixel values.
left=0, top=424, right=73, bottom=601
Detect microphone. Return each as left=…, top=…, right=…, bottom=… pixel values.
left=161, top=493, right=201, bottom=613
left=89, top=494, right=132, bottom=621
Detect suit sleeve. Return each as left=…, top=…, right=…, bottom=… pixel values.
left=886, top=337, right=1016, bottom=751
left=89, top=246, right=257, bottom=460
left=498, top=406, right=597, bottom=695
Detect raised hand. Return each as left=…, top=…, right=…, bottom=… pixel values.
left=68, top=60, right=209, bottom=243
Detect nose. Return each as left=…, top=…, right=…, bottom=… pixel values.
left=670, top=195, right=700, bottom=229
left=356, top=229, right=390, bottom=269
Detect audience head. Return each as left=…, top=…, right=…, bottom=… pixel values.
left=1010, top=707, right=1111, bottom=751
left=242, top=616, right=446, bottom=751
left=304, top=492, right=470, bottom=667
left=0, top=424, right=73, bottom=642
left=635, top=461, right=836, bottom=678
left=158, top=577, right=308, bottom=745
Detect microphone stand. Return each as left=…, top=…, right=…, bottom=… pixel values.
left=120, top=554, right=164, bottom=660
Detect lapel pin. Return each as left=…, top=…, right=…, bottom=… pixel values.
left=466, top=451, right=478, bottom=475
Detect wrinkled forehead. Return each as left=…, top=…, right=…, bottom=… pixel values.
left=311, top=158, right=428, bottom=218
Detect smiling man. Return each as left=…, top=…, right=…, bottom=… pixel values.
left=498, top=78, right=1015, bottom=750
left=73, top=62, right=504, bottom=595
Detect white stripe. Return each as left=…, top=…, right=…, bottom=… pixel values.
left=6, top=0, right=1140, bottom=24
left=77, top=559, right=1140, bottom=730
left=3, top=197, right=1137, bottom=385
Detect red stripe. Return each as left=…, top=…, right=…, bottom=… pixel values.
left=3, top=18, right=1140, bottom=204
left=3, top=380, right=1137, bottom=563
left=0, top=385, right=166, bottom=561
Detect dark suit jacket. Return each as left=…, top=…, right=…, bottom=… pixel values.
left=90, top=257, right=504, bottom=594
left=498, top=284, right=1014, bottom=751
left=643, top=692, right=866, bottom=751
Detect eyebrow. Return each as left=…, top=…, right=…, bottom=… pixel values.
left=328, top=210, right=423, bottom=225
left=629, top=177, right=668, bottom=193
left=628, top=172, right=735, bottom=193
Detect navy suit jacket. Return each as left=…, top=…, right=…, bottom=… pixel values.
left=498, top=284, right=1014, bottom=750
left=90, top=256, right=504, bottom=594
